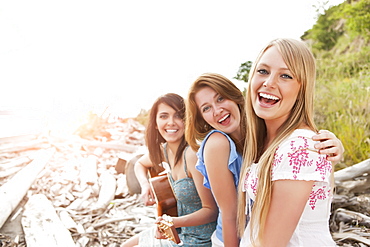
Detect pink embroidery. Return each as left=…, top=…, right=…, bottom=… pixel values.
left=250, top=177, right=258, bottom=196
left=287, top=137, right=313, bottom=179
left=309, top=185, right=328, bottom=210
left=315, top=156, right=332, bottom=181
left=272, top=146, right=283, bottom=177
left=244, top=171, right=258, bottom=196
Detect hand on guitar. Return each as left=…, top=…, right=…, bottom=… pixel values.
left=140, top=183, right=156, bottom=206
left=155, top=214, right=182, bottom=245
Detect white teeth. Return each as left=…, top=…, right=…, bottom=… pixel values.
left=219, top=114, right=230, bottom=123
left=259, top=93, right=279, bottom=100
left=166, top=129, right=177, bottom=133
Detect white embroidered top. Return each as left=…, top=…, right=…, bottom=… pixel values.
left=241, top=129, right=337, bottom=247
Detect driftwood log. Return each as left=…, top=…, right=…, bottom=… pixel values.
left=21, top=194, right=75, bottom=247
left=330, top=159, right=370, bottom=246
left=0, top=139, right=48, bottom=153
left=0, top=148, right=54, bottom=228
left=335, top=158, right=370, bottom=182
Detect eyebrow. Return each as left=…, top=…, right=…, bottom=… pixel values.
left=257, top=63, right=290, bottom=71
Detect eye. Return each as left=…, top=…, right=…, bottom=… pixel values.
left=281, top=74, right=293, bottom=79
left=217, top=95, right=224, bottom=102
left=201, top=105, right=211, bottom=113
left=159, top=114, right=168, bottom=119
left=174, top=113, right=182, bottom=119
left=257, top=69, right=268, bottom=75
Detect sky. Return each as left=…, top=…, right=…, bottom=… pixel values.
left=0, top=0, right=344, bottom=130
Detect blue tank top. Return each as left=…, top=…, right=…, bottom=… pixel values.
left=195, top=130, right=243, bottom=243
left=164, top=145, right=217, bottom=247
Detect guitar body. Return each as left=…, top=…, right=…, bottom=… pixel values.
left=149, top=174, right=178, bottom=217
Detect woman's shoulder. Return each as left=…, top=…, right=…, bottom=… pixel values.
left=203, top=130, right=231, bottom=150
left=203, top=129, right=233, bottom=145
left=184, top=146, right=198, bottom=165
left=279, top=129, right=318, bottom=150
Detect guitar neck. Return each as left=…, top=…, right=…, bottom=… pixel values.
left=157, top=219, right=182, bottom=245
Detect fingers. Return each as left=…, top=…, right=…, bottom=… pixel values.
left=154, top=226, right=166, bottom=239
left=313, top=130, right=345, bottom=161
left=326, top=155, right=341, bottom=163
left=312, top=129, right=336, bottom=141
left=141, top=191, right=156, bottom=206
left=314, top=139, right=336, bottom=151
left=317, top=146, right=339, bottom=156
left=143, top=195, right=156, bottom=206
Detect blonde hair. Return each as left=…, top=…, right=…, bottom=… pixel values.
left=185, top=72, right=247, bottom=154
left=237, top=38, right=318, bottom=244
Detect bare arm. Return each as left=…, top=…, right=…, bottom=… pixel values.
left=171, top=148, right=219, bottom=228
left=134, top=153, right=155, bottom=206
left=204, top=133, right=239, bottom=247
left=313, top=129, right=344, bottom=165
left=263, top=180, right=314, bottom=247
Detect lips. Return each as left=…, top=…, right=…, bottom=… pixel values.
left=218, top=113, right=230, bottom=123
left=258, top=92, right=280, bottom=106
left=218, top=114, right=231, bottom=125
left=166, top=129, right=178, bottom=133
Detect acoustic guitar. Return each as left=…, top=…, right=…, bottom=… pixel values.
left=148, top=167, right=178, bottom=217
left=148, top=166, right=180, bottom=244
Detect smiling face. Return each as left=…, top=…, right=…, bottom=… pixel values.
left=156, top=103, right=185, bottom=145
left=251, top=45, right=301, bottom=128
left=194, top=86, right=241, bottom=140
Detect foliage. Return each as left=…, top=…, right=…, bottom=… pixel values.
left=234, top=61, right=252, bottom=83
left=339, top=0, right=370, bottom=38
left=135, top=108, right=149, bottom=127
left=310, top=1, right=370, bottom=169
left=314, top=66, right=370, bottom=170
left=301, top=4, right=343, bottom=51
left=302, top=0, right=370, bottom=51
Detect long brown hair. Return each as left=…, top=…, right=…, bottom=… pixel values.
left=146, top=93, right=188, bottom=174
left=237, top=38, right=317, bottom=244
left=185, top=72, right=247, bottom=154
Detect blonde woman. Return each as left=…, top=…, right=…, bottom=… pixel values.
left=238, top=38, right=337, bottom=246
left=185, top=73, right=343, bottom=246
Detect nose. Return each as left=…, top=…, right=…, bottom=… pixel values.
left=167, top=116, right=175, bottom=125
left=263, top=74, right=277, bottom=88
left=214, top=105, right=224, bottom=116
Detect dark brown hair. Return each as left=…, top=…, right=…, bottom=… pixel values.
left=146, top=93, right=188, bottom=174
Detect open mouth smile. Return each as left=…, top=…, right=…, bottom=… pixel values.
left=218, top=114, right=230, bottom=123
left=166, top=129, right=178, bottom=133
left=259, top=92, right=280, bottom=105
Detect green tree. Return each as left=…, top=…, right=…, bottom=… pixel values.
left=340, top=0, right=370, bottom=39
left=234, top=61, right=252, bottom=83
left=301, top=5, right=343, bottom=51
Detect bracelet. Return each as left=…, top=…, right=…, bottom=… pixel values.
left=162, top=214, right=173, bottom=225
